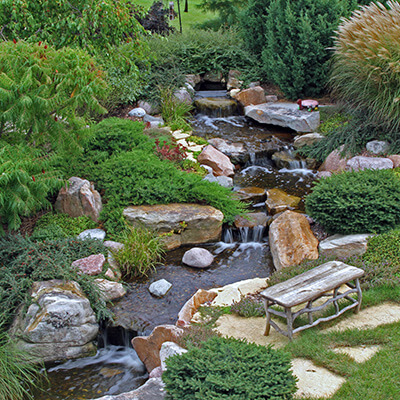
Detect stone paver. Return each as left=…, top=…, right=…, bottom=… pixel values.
left=332, top=345, right=381, bottom=363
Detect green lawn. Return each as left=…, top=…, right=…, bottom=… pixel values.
left=135, top=0, right=216, bottom=31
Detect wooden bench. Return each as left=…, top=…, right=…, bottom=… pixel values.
left=260, top=261, right=365, bottom=340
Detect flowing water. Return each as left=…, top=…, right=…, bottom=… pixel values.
left=35, top=94, right=318, bottom=399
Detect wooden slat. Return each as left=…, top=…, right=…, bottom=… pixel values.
left=261, top=261, right=364, bottom=307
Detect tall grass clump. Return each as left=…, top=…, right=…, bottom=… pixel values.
left=331, top=1, right=400, bottom=132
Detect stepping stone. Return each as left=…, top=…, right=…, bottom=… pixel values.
left=332, top=345, right=381, bottom=363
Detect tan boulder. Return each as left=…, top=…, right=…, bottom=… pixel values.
left=234, top=86, right=266, bottom=107
left=197, top=145, right=235, bottom=177
left=234, top=187, right=266, bottom=203
left=132, top=325, right=183, bottom=373
left=234, top=212, right=269, bottom=228
left=177, top=289, right=217, bottom=327
left=269, top=211, right=319, bottom=270
left=266, top=188, right=301, bottom=215
left=123, top=203, right=224, bottom=248
left=319, top=145, right=349, bottom=173
left=388, top=155, right=400, bottom=168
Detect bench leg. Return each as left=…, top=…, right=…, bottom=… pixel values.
left=285, top=307, right=294, bottom=341
left=263, top=299, right=271, bottom=336
left=355, top=278, right=362, bottom=314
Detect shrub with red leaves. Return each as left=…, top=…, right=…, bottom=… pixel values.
left=154, top=138, right=186, bottom=162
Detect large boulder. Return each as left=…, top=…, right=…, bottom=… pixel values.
left=55, top=177, right=102, bottom=222
left=197, top=145, right=235, bottom=177
left=266, top=189, right=301, bottom=215
left=234, top=187, right=266, bottom=203
left=160, top=341, right=188, bottom=371
left=293, top=133, right=324, bottom=149
left=207, top=138, right=246, bottom=163
left=234, top=86, right=266, bottom=107
left=366, top=140, right=390, bottom=155
left=227, top=70, right=243, bottom=90
left=94, top=279, right=127, bottom=301
left=269, top=211, right=319, bottom=271
left=234, top=212, right=269, bottom=229
left=319, top=234, right=372, bottom=259
left=123, top=204, right=224, bottom=249
left=173, top=86, right=192, bottom=105
left=388, top=155, right=400, bottom=168
left=245, top=103, right=320, bottom=133
left=319, top=145, right=349, bottom=173
left=345, top=156, right=393, bottom=171
left=132, top=325, right=184, bottom=373
left=194, top=98, right=237, bottom=118
left=72, top=254, right=105, bottom=276
left=182, top=247, right=214, bottom=268
left=10, top=280, right=98, bottom=362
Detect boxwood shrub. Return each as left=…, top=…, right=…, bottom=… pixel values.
left=163, top=336, right=297, bottom=400
left=305, top=169, right=400, bottom=234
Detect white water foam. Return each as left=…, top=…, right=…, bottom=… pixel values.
left=195, top=115, right=246, bottom=130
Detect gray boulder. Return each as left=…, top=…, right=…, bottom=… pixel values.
left=78, top=228, right=106, bottom=241
left=174, top=87, right=193, bottom=105
left=366, top=140, right=390, bottom=155
left=160, top=341, right=187, bottom=371
left=346, top=156, right=393, bottom=171
left=149, top=279, right=172, bottom=297
left=10, top=280, right=98, bottom=362
left=143, top=114, right=164, bottom=128
left=182, top=247, right=214, bottom=268
left=293, top=133, right=324, bottom=149
left=319, top=234, right=372, bottom=259
left=128, top=107, right=146, bottom=117
left=245, top=102, right=320, bottom=133
left=55, top=177, right=102, bottom=222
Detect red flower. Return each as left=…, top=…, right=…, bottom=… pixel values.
left=13, top=39, right=17, bottom=44
left=39, top=41, right=42, bottom=46
left=32, top=176, right=36, bottom=182
left=54, top=116, right=58, bottom=121
left=44, top=45, right=48, bottom=49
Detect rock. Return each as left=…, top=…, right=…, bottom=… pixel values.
left=234, top=212, right=269, bottom=228
left=160, top=234, right=182, bottom=251
left=293, top=133, right=324, bottom=149
left=186, top=74, right=201, bottom=89
left=316, top=171, right=332, bottom=179
left=234, top=187, right=266, bottom=203
left=203, top=70, right=223, bottom=83
left=123, top=204, right=224, bottom=247
left=388, top=155, right=400, bottom=168
left=174, top=87, right=193, bottom=105
left=132, top=325, right=184, bottom=373
left=249, top=81, right=261, bottom=88
left=229, top=88, right=241, bottom=98
left=55, top=177, right=102, bottom=222
left=207, top=138, right=245, bottom=156
left=160, top=342, right=188, bottom=371
left=269, top=211, right=319, bottom=270
left=94, top=279, right=126, bottom=301
left=245, top=102, right=320, bottom=133
left=93, top=377, right=165, bottom=400
left=266, top=188, right=301, bottom=215
left=366, top=140, right=390, bottom=155
left=149, top=366, right=163, bottom=378
left=72, top=254, right=105, bottom=276
left=197, top=145, right=235, bottom=177
left=137, top=100, right=160, bottom=115
left=272, top=151, right=306, bottom=169
left=319, top=234, right=372, bottom=259
left=128, top=107, right=146, bottom=118
left=346, top=156, right=393, bottom=171
left=78, top=228, right=106, bottom=241
left=104, top=240, right=124, bottom=251
left=182, top=247, right=214, bottom=268
left=143, top=114, right=164, bottom=128
left=184, top=82, right=195, bottom=95
left=149, top=279, right=172, bottom=297
left=9, top=280, right=98, bottom=362
left=194, top=98, right=237, bottom=118
left=200, top=164, right=214, bottom=174
left=177, top=289, right=217, bottom=327
left=211, top=286, right=241, bottom=307
left=319, top=145, right=349, bottom=173
left=234, top=86, right=266, bottom=107
left=227, top=70, right=243, bottom=90
left=172, top=130, right=191, bottom=140
left=203, top=174, right=233, bottom=188
left=265, top=95, right=278, bottom=103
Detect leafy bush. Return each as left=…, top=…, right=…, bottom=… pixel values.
left=177, top=324, right=222, bottom=350
left=0, top=235, right=111, bottom=328
left=154, top=138, right=187, bottom=162
left=112, top=225, right=165, bottom=280
left=231, top=296, right=265, bottom=318
left=262, top=0, right=352, bottom=99
left=197, top=0, right=243, bottom=29
left=139, top=1, right=175, bottom=35
left=331, top=1, right=400, bottom=132
left=0, top=330, right=42, bottom=400
left=0, top=143, right=62, bottom=233
left=305, top=169, right=400, bottom=234
left=163, top=336, right=297, bottom=399
left=0, top=0, right=144, bottom=54
left=31, top=213, right=97, bottom=240
left=0, top=41, right=107, bottom=152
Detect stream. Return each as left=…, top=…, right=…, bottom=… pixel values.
left=33, top=93, right=317, bottom=399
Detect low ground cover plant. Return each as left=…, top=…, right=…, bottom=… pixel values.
left=163, top=336, right=297, bottom=399
left=231, top=295, right=265, bottom=318
left=305, top=169, right=400, bottom=234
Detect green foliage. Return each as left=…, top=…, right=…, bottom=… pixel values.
left=31, top=213, right=97, bottom=240
left=0, top=330, right=43, bottom=400
left=197, top=0, right=243, bottom=29
left=306, top=169, right=400, bottom=234
left=0, top=41, right=107, bottom=152
left=112, top=225, right=165, bottom=280
left=0, top=235, right=112, bottom=328
left=262, top=0, right=353, bottom=99
left=231, top=296, right=265, bottom=318
left=331, top=1, right=400, bottom=132
left=177, top=324, right=222, bottom=349
left=0, top=0, right=144, bottom=54
left=318, top=109, right=350, bottom=135
left=163, top=336, right=297, bottom=399
left=0, top=143, right=62, bottom=233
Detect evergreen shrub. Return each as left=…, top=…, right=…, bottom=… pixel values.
left=261, top=0, right=352, bottom=99
left=163, top=336, right=297, bottom=399
left=305, top=169, right=400, bottom=234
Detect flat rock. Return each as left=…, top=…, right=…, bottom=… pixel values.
left=72, top=253, right=105, bottom=276
left=78, top=228, right=106, bottom=241
left=207, top=138, right=245, bottom=158
left=293, top=133, right=324, bottom=149
left=332, top=345, right=381, bottom=363
left=266, top=188, right=301, bottom=215
left=319, top=233, right=372, bottom=259
left=149, top=279, right=172, bottom=297
left=94, top=279, right=126, bottom=301
left=234, top=213, right=269, bottom=228
left=182, top=247, right=214, bottom=268
left=234, top=86, right=266, bottom=107
left=160, top=341, right=188, bottom=371
left=194, top=98, right=237, bottom=118
left=346, top=156, right=393, bottom=171
left=269, top=211, right=319, bottom=271
left=197, top=145, right=235, bottom=177
left=245, top=102, right=320, bottom=133
left=234, top=187, right=266, bottom=203
left=123, top=204, right=224, bottom=247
